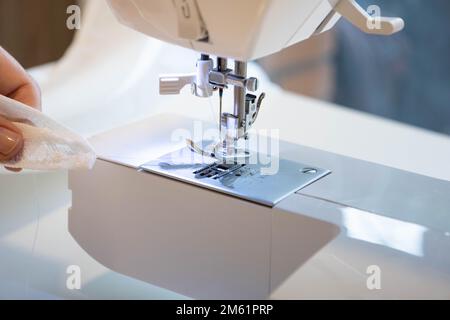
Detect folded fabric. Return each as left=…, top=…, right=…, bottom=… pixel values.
left=0, top=95, right=96, bottom=170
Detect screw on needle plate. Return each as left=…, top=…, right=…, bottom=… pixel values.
left=301, top=168, right=318, bottom=174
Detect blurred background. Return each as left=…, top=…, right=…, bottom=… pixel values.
left=1, top=0, right=449, bottom=135
left=0, top=0, right=76, bottom=68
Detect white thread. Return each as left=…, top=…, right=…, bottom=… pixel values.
left=207, top=95, right=217, bottom=124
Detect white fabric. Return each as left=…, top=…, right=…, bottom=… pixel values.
left=0, top=95, right=95, bottom=170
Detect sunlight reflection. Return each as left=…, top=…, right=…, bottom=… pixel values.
left=342, top=207, right=427, bottom=257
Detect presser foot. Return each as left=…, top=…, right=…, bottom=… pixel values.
left=186, top=139, right=250, bottom=163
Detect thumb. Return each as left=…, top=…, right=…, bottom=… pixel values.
left=0, top=115, right=23, bottom=163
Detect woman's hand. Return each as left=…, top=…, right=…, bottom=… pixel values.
left=0, top=47, right=41, bottom=171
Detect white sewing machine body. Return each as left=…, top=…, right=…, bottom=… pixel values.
left=66, top=0, right=450, bottom=299
left=106, top=0, right=403, bottom=61
left=106, top=0, right=404, bottom=148
left=69, top=114, right=450, bottom=299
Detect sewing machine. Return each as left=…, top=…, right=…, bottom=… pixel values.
left=97, top=0, right=404, bottom=206
left=68, top=1, right=450, bottom=299
left=109, top=0, right=402, bottom=154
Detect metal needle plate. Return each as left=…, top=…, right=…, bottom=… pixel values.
left=140, top=145, right=331, bottom=207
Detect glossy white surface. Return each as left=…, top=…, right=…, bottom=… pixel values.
left=106, top=0, right=403, bottom=61
left=69, top=114, right=450, bottom=299
left=274, top=195, right=450, bottom=299
left=1, top=0, right=449, bottom=299
left=69, top=156, right=341, bottom=299
left=0, top=171, right=185, bottom=299
left=107, top=0, right=338, bottom=61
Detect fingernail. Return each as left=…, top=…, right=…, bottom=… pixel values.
left=0, top=127, right=21, bottom=156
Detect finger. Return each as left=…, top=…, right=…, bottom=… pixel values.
left=8, top=80, right=41, bottom=110
left=0, top=115, right=24, bottom=163
left=0, top=47, right=41, bottom=110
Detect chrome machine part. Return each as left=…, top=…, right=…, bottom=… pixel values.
left=210, top=60, right=263, bottom=142
left=141, top=142, right=330, bottom=207
left=233, top=61, right=248, bottom=139
left=186, top=139, right=250, bottom=162
left=159, top=55, right=266, bottom=160
left=216, top=57, right=227, bottom=138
